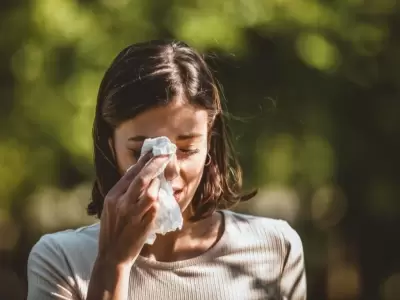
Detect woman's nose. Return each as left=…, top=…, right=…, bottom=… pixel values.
left=163, top=155, right=180, bottom=181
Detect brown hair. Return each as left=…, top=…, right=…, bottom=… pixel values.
left=87, top=39, right=255, bottom=220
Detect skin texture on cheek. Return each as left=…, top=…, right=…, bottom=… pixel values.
left=177, top=155, right=206, bottom=212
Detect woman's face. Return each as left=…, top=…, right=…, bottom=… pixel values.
left=111, top=99, right=209, bottom=217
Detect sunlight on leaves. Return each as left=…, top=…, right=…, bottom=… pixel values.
left=11, top=41, right=44, bottom=82
left=26, top=183, right=94, bottom=231
left=296, top=33, right=340, bottom=72
left=257, top=134, right=296, bottom=185
left=299, top=135, right=335, bottom=187
left=250, top=185, right=301, bottom=222
left=171, top=10, right=243, bottom=52
left=0, top=210, right=20, bottom=250
left=351, top=24, right=388, bottom=56
left=62, top=71, right=99, bottom=160
left=0, top=140, right=29, bottom=209
left=311, top=185, right=347, bottom=229
left=33, top=0, right=95, bottom=44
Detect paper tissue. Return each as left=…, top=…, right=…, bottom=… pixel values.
left=138, top=136, right=183, bottom=245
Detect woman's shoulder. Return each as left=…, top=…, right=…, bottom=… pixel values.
left=27, top=223, right=100, bottom=299
left=30, top=222, right=100, bottom=254
left=28, top=222, right=100, bottom=277
left=223, top=210, right=303, bottom=251
left=223, top=211, right=306, bottom=297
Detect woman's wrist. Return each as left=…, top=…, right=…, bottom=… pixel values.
left=87, top=256, right=132, bottom=300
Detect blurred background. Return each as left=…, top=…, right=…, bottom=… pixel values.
left=1, top=0, right=399, bottom=299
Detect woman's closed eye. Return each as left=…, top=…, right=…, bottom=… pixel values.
left=178, top=148, right=200, bottom=158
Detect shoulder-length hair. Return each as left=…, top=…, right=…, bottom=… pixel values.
left=87, top=39, right=255, bottom=220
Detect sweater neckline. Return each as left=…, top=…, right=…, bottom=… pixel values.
left=135, top=210, right=230, bottom=270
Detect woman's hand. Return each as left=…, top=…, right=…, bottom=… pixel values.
left=97, top=152, right=169, bottom=269
left=87, top=153, right=170, bottom=300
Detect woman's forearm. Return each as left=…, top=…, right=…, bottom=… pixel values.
left=87, top=257, right=131, bottom=300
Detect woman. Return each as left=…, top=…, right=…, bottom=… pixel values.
left=27, top=40, right=306, bottom=300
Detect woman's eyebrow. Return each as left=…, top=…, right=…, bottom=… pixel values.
left=128, top=135, right=147, bottom=142
left=176, top=133, right=203, bottom=141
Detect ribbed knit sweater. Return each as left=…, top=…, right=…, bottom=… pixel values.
left=27, top=210, right=306, bottom=300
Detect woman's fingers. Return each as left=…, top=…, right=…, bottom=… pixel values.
left=115, top=177, right=161, bottom=234
left=106, top=151, right=153, bottom=200
left=97, top=152, right=172, bottom=266
left=116, top=179, right=160, bottom=251
left=137, top=177, right=160, bottom=220
left=125, top=155, right=169, bottom=201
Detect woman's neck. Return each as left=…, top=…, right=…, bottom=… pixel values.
left=140, top=211, right=223, bottom=262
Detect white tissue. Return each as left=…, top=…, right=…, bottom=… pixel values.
left=139, top=136, right=183, bottom=245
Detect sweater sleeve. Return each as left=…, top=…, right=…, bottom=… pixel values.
left=27, top=234, right=81, bottom=300
left=279, top=221, right=307, bottom=300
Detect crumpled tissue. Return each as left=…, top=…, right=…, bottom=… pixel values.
left=138, top=136, right=183, bottom=245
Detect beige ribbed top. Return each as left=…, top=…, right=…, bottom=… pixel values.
left=27, top=210, right=306, bottom=300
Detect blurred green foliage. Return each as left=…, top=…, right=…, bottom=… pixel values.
left=1, top=0, right=400, bottom=299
